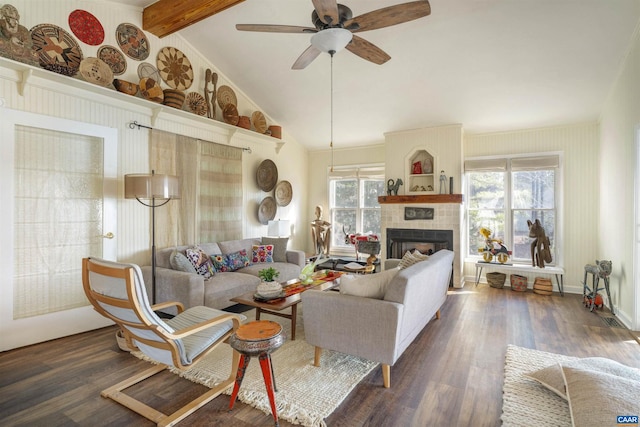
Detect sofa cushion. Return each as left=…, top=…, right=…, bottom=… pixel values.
left=185, top=246, right=215, bottom=278
left=252, top=244, right=274, bottom=263
left=218, top=238, right=255, bottom=257
left=225, top=249, right=251, bottom=272
left=261, top=237, right=288, bottom=262
left=340, top=268, right=399, bottom=299
left=562, top=364, right=640, bottom=427
left=169, top=250, right=197, bottom=274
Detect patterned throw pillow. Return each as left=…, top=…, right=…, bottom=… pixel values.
left=398, top=250, right=429, bottom=270
left=211, top=254, right=228, bottom=272
left=252, top=244, right=274, bottom=263
left=225, top=249, right=251, bottom=272
left=185, top=246, right=215, bottom=278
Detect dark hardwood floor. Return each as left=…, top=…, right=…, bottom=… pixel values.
left=1, top=283, right=639, bottom=427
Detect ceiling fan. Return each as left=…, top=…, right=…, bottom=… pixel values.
left=236, top=0, right=431, bottom=69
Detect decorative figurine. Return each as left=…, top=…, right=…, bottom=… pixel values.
left=478, top=227, right=511, bottom=264
left=387, top=178, right=403, bottom=196
left=310, top=205, right=331, bottom=256
left=527, top=219, right=552, bottom=268
left=439, top=170, right=447, bottom=194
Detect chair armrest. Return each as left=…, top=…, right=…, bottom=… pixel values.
left=301, top=290, right=403, bottom=365
left=286, top=249, right=306, bottom=267
left=168, top=313, right=242, bottom=339
left=141, top=266, right=205, bottom=315
left=151, top=301, right=185, bottom=314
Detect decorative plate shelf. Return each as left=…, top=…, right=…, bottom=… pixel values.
left=0, top=56, right=285, bottom=153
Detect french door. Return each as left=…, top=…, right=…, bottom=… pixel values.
left=0, top=108, right=117, bottom=351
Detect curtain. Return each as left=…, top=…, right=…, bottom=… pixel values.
left=150, top=130, right=242, bottom=248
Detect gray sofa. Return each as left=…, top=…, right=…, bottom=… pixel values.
left=141, top=238, right=305, bottom=314
left=302, top=249, right=454, bottom=388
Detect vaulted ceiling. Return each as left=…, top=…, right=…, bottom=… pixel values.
left=118, top=0, right=640, bottom=150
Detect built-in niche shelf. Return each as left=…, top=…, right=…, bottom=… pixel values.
left=406, top=148, right=436, bottom=194
left=378, top=194, right=463, bottom=204
left=0, top=56, right=285, bottom=153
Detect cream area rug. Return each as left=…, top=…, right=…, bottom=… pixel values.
left=502, top=345, right=576, bottom=427
left=132, top=311, right=378, bottom=427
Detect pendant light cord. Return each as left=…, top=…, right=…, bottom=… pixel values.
left=330, top=51, right=334, bottom=172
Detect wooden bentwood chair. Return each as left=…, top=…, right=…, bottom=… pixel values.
left=82, top=257, right=243, bottom=427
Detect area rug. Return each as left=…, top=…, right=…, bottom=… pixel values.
left=501, top=345, right=576, bottom=427
left=132, top=311, right=378, bottom=427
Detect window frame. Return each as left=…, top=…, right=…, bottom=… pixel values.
left=328, top=164, right=385, bottom=256
left=464, top=152, right=563, bottom=266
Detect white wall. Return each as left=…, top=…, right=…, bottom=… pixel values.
left=0, top=0, right=309, bottom=268
left=599, top=26, right=640, bottom=329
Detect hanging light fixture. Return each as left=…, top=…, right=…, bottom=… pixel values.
left=310, top=28, right=352, bottom=172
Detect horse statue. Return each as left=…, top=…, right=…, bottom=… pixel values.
left=387, top=178, right=403, bottom=196
left=527, top=219, right=552, bottom=268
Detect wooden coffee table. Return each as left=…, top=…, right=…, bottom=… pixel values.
left=230, top=275, right=339, bottom=340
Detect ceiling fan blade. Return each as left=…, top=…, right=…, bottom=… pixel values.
left=292, top=45, right=323, bottom=70
left=312, top=0, right=340, bottom=25
left=236, top=24, right=317, bottom=34
left=344, top=1, right=431, bottom=33
left=346, top=35, right=391, bottom=65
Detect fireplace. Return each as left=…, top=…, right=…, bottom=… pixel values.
left=386, top=228, right=454, bottom=259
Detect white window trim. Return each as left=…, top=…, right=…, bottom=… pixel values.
left=463, top=151, right=564, bottom=268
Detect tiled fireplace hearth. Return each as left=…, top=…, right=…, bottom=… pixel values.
left=379, top=195, right=463, bottom=287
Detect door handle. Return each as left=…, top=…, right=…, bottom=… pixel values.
left=103, top=232, right=114, bottom=239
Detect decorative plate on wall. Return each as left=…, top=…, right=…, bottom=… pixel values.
left=252, top=110, right=268, bottom=134
left=275, top=180, right=292, bottom=206
left=185, top=92, right=208, bottom=116
left=97, top=45, right=126, bottom=75
left=156, top=46, right=194, bottom=91
left=30, top=24, right=83, bottom=76
left=258, top=196, right=277, bottom=225
left=137, top=62, right=160, bottom=81
left=256, top=159, right=278, bottom=192
left=116, top=23, right=149, bottom=61
left=216, top=85, right=237, bottom=109
left=79, top=57, right=113, bottom=87
left=68, top=9, right=104, bottom=46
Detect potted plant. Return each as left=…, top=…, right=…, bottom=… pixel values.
left=256, top=267, right=282, bottom=298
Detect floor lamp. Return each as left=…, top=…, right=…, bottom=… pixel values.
left=125, top=171, right=180, bottom=304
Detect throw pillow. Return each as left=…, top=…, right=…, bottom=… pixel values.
left=262, top=237, right=288, bottom=262
left=526, top=357, right=640, bottom=400
left=169, top=250, right=197, bottom=274
left=339, top=268, right=400, bottom=299
left=562, top=365, right=640, bottom=427
left=184, top=246, right=215, bottom=279
left=398, top=250, right=428, bottom=270
left=225, top=249, right=251, bottom=272
left=211, top=254, right=228, bottom=272
left=252, top=244, right=274, bottom=263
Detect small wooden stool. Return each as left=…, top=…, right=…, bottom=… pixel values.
left=228, top=320, right=285, bottom=426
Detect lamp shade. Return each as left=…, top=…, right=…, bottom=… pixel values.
left=125, top=173, right=180, bottom=199
left=311, top=28, right=353, bottom=53
left=267, top=219, right=290, bottom=237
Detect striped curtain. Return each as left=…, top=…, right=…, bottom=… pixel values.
left=150, top=130, right=242, bottom=247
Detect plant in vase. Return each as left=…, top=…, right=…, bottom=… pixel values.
left=257, top=267, right=282, bottom=298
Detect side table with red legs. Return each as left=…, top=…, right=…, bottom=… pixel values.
left=228, top=320, right=285, bottom=427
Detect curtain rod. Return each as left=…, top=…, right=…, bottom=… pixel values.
left=128, top=120, right=252, bottom=153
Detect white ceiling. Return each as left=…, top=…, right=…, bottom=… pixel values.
left=121, top=0, right=640, bottom=150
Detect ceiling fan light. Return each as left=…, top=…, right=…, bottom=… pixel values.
left=311, top=28, right=353, bottom=54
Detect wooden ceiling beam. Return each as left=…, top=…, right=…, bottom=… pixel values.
left=143, top=0, right=245, bottom=38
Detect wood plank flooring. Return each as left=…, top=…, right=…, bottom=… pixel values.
left=1, top=283, right=638, bottom=427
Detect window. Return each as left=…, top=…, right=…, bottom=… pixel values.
left=466, top=155, right=559, bottom=263
left=329, top=165, right=385, bottom=254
